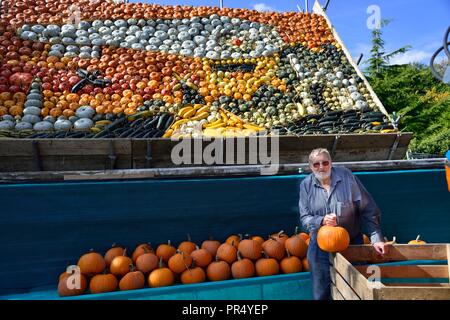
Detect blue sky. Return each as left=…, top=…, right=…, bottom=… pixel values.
left=129, top=0, right=450, bottom=67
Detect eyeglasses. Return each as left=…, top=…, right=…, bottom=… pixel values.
left=312, top=161, right=330, bottom=168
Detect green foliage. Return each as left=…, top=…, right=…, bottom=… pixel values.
left=366, top=19, right=411, bottom=77
left=367, top=64, right=450, bottom=156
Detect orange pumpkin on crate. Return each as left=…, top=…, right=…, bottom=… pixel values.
left=148, top=257, right=175, bottom=288
left=408, top=235, right=427, bottom=245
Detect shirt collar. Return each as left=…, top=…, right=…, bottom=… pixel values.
left=313, top=167, right=342, bottom=188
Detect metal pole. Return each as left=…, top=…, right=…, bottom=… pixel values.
left=357, top=53, right=364, bottom=66
left=305, top=0, right=308, bottom=13
left=324, top=0, right=331, bottom=11
left=220, top=0, right=224, bottom=9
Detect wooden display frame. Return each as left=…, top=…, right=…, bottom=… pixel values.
left=330, top=244, right=450, bottom=300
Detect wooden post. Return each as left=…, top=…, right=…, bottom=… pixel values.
left=447, top=244, right=450, bottom=283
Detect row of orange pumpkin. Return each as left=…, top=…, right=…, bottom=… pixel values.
left=58, top=230, right=311, bottom=296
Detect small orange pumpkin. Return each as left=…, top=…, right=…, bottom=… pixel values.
left=255, top=252, right=279, bottom=277
left=58, top=272, right=88, bottom=297
left=156, top=240, right=177, bottom=263
left=132, top=243, right=154, bottom=263
left=148, top=257, right=175, bottom=288
left=408, top=235, right=426, bottom=245
left=231, top=251, right=255, bottom=279
left=302, top=257, right=309, bottom=271
left=136, top=251, right=159, bottom=274
left=104, top=243, right=126, bottom=267
left=207, top=257, right=231, bottom=282
left=201, top=237, right=221, bottom=257
left=262, top=237, right=285, bottom=261
left=89, top=273, right=118, bottom=294
left=178, top=234, right=197, bottom=255
left=168, top=250, right=193, bottom=274
left=180, top=265, right=206, bottom=284
left=238, top=238, right=262, bottom=260
left=77, top=249, right=106, bottom=277
left=270, top=230, right=289, bottom=245
left=226, top=234, right=241, bottom=248
left=110, top=250, right=133, bottom=278
left=119, top=267, right=145, bottom=291
left=216, top=241, right=238, bottom=264
left=285, top=227, right=308, bottom=258
left=190, top=245, right=212, bottom=268
left=280, top=250, right=303, bottom=274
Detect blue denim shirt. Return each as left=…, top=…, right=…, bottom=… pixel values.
left=299, top=166, right=384, bottom=243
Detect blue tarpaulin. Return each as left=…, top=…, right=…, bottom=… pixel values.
left=0, top=168, right=449, bottom=298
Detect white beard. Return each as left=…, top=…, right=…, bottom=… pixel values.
left=314, top=170, right=331, bottom=182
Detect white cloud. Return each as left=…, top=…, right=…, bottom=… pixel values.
left=389, top=50, right=433, bottom=65
left=253, top=3, right=277, bottom=12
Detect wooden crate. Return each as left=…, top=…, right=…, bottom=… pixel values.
left=0, top=133, right=412, bottom=172
left=330, top=244, right=450, bottom=300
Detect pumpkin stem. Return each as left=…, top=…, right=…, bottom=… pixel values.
left=278, top=230, right=285, bottom=237
left=230, top=240, right=235, bottom=247
left=262, top=251, right=269, bottom=259
left=392, top=236, right=397, bottom=244
left=195, top=245, right=200, bottom=250
left=416, top=235, right=420, bottom=242
left=215, top=255, right=219, bottom=262
left=129, top=264, right=136, bottom=272
left=168, top=240, right=171, bottom=246
left=123, top=248, right=127, bottom=256
left=237, top=250, right=242, bottom=261
left=295, top=226, right=299, bottom=235
left=238, top=234, right=243, bottom=241
left=158, top=256, right=164, bottom=269
left=286, top=248, right=291, bottom=258
left=187, top=233, right=192, bottom=242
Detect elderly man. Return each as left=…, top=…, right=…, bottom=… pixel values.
left=299, top=148, right=387, bottom=300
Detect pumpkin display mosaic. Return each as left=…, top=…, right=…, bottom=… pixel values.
left=0, top=0, right=397, bottom=138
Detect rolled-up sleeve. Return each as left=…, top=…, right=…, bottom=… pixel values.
left=299, top=181, right=323, bottom=232
left=355, top=176, right=384, bottom=243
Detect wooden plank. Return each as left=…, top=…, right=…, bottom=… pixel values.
left=377, top=286, right=450, bottom=300
left=0, top=158, right=445, bottom=183
left=341, top=245, right=448, bottom=263
left=330, top=267, right=361, bottom=300
left=331, top=253, right=375, bottom=299
left=0, top=139, right=131, bottom=156
left=447, top=245, right=450, bottom=282
left=355, top=265, right=449, bottom=279
left=331, top=283, right=345, bottom=300
left=384, top=283, right=450, bottom=287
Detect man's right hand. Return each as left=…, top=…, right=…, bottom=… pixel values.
left=322, top=213, right=337, bottom=226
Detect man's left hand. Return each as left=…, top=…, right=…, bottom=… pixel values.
left=373, top=242, right=388, bottom=255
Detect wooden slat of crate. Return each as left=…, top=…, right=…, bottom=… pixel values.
left=0, top=139, right=132, bottom=171
left=376, top=286, right=450, bottom=300
left=341, top=244, right=448, bottom=263
left=355, top=265, right=449, bottom=279
left=130, top=134, right=412, bottom=169
left=330, top=252, right=376, bottom=299
left=330, top=283, right=345, bottom=300
left=330, top=267, right=361, bottom=300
